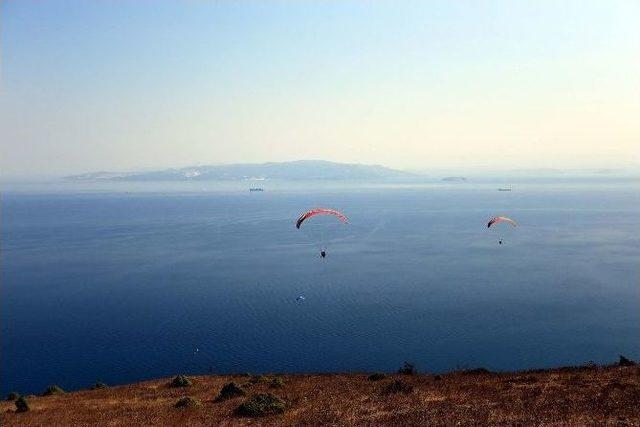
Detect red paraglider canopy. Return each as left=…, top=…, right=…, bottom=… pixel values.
left=296, top=208, right=348, bottom=229
left=487, top=216, right=517, bottom=228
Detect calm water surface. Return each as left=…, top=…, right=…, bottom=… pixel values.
left=2, top=180, right=639, bottom=394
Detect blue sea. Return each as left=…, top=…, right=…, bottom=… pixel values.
left=2, top=179, right=639, bottom=394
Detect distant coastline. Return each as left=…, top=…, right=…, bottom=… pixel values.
left=65, top=160, right=419, bottom=182
left=61, top=160, right=640, bottom=184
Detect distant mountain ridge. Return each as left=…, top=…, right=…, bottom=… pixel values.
left=66, top=160, right=418, bottom=182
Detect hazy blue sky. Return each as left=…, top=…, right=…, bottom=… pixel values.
left=1, top=0, right=639, bottom=175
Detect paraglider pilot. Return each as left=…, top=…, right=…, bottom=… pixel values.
left=296, top=208, right=348, bottom=260
left=487, top=216, right=516, bottom=246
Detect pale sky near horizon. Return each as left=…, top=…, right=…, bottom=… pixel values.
left=1, top=0, right=639, bottom=175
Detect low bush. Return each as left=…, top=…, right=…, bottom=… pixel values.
left=269, top=377, right=285, bottom=388
left=174, top=396, right=201, bottom=408
left=91, top=381, right=108, bottom=390
left=383, top=380, right=414, bottom=395
left=169, top=375, right=192, bottom=388
left=368, top=373, right=387, bottom=381
left=250, top=375, right=269, bottom=384
left=398, top=362, right=418, bottom=376
left=619, top=355, right=636, bottom=367
left=42, top=385, right=65, bottom=396
left=7, top=392, right=20, bottom=401
left=241, top=375, right=270, bottom=388
left=236, top=393, right=285, bottom=417
left=15, top=396, right=30, bottom=413
left=215, top=382, right=246, bottom=401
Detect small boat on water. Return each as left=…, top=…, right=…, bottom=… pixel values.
left=498, top=188, right=512, bottom=192
left=249, top=188, right=264, bottom=192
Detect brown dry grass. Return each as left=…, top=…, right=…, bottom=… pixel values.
left=2, top=365, right=639, bottom=426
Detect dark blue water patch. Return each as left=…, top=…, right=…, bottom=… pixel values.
left=2, top=184, right=639, bottom=394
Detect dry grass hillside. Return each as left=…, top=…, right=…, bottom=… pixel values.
left=2, top=363, right=639, bottom=426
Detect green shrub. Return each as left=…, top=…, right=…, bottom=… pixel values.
left=619, top=355, right=636, bottom=367
left=250, top=375, right=269, bottom=384
left=398, top=362, right=418, bottom=375
left=15, top=396, right=30, bottom=413
left=169, top=375, right=192, bottom=388
left=215, top=382, right=246, bottom=401
left=241, top=375, right=269, bottom=388
left=7, top=392, right=20, bottom=401
left=42, top=385, right=65, bottom=396
left=91, top=381, right=108, bottom=390
left=383, top=380, right=414, bottom=395
left=236, top=393, right=285, bottom=417
left=269, top=377, right=285, bottom=388
left=174, top=396, right=201, bottom=408
left=368, top=373, right=387, bottom=381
